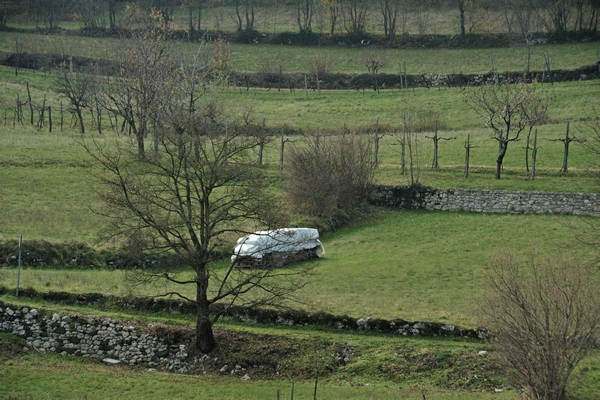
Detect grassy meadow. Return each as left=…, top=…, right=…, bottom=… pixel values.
left=2, top=31, right=600, bottom=74
left=1, top=296, right=599, bottom=400
left=1, top=211, right=595, bottom=327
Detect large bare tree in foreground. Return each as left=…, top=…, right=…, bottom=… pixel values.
left=483, top=255, right=600, bottom=400
left=87, top=125, right=306, bottom=353
left=87, top=14, right=307, bottom=353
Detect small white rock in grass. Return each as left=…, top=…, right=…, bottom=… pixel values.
left=241, top=374, right=251, bottom=381
left=102, top=358, right=121, bottom=365
left=478, top=350, right=488, bottom=356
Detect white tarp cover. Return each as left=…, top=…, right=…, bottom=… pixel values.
left=231, top=228, right=324, bottom=262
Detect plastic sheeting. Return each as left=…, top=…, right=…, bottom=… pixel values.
left=231, top=228, right=324, bottom=262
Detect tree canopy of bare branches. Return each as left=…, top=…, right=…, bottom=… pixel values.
left=483, top=255, right=600, bottom=400
left=464, top=83, right=549, bottom=179
left=85, top=123, right=306, bottom=353
left=55, top=71, right=94, bottom=134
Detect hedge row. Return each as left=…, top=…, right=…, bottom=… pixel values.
left=3, top=51, right=598, bottom=90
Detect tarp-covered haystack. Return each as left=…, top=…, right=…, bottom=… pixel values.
left=232, top=228, right=324, bottom=268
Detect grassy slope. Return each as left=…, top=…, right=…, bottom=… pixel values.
left=2, top=31, right=599, bottom=74
left=0, top=68, right=598, bottom=242
left=1, top=297, right=599, bottom=400
left=1, top=211, right=594, bottom=327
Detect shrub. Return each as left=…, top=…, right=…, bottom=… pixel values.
left=286, top=134, right=375, bottom=218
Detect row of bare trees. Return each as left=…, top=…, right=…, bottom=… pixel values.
left=3, top=0, right=599, bottom=37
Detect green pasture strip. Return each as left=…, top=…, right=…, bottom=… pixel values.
left=0, top=127, right=598, bottom=244
left=1, top=211, right=594, bottom=327
left=221, top=81, right=600, bottom=129
left=2, top=31, right=599, bottom=74
left=1, top=296, right=598, bottom=399
left=1, top=65, right=599, bottom=131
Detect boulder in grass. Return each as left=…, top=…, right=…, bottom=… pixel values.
left=231, top=228, right=325, bottom=268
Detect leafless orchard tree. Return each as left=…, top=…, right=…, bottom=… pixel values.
left=341, top=0, right=368, bottom=35
left=379, top=0, right=400, bottom=40
left=363, top=51, right=386, bottom=91
left=415, top=111, right=454, bottom=170
left=483, top=255, right=600, bottom=400
left=464, top=83, right=548, bottom=179
left=321, top=0, right=341, bottom=35
left=235, top=0, right=256, bottom=31
left=296, top=0, right=314, bottom=33
left=550, top=121, right=586, bottom=174
left=100, top=13, right=172, bottom=159
left=55, top=71, right=94, bottom=134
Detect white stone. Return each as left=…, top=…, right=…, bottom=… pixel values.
left=103, top=358, right=121, bottom=364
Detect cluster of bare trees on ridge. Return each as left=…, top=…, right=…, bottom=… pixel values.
left=2, top=0, right=599, bottom=38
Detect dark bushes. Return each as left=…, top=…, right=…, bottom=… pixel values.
left=286, top=135, right=375, bottom=218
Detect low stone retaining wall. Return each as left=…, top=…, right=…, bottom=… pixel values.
left=0, top=287, right=483, bottom=339
left=370, top=186, right=600, bottom=217
left=0, top=302, right=191, bottom=373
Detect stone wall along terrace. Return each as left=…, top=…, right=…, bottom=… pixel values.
left=370, top=186, right=600, bottom=217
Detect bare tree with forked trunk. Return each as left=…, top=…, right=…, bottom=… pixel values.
left=464, top=82, right=549, bottom=179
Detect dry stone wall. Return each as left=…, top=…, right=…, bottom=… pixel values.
left=0, top=303, right=191, bottom=373
left=370, top=186, right=600, bottom=217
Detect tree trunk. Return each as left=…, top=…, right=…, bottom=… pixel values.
left=374, top=134, right=380, bottom=168
left=195, top=279, right=216, bottom=353
left=458, top=0, right=465, bottom=36
left=464, top=134, right=470, bottom=178
left=258, top=140, right=264, bottom=165
left=76, top=108, right=85, bottom=134
left=530, top=129, right=538, bottom=180
left=496, top=141, right=508, bottom=179
left=137, top=132, right=145, bottom=159
left=561, top=140, right=569, bottom=174
left=525, top=129, right=531, bottom=172
left=279, top=135, right=285, bottom=170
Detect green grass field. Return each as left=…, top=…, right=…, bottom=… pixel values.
left=1, top=211, right=594, bottom=327
left=2, top=31, right=599, bottom=74
left=1, top=296, right=599, bottom=400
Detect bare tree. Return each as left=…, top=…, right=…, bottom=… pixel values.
left=363, top=51, right=386, bottom=92
left=55, top=71, right=94, bottom=134
left=101, top=13, right=172, bottom=159
left=464, top=83, right=548, bottom=179
left=85, top=119, right=305, bottom=353
left=321, top=0, right=340, bottom=35
left=482, top=255, right=600, bottom=400
left=521, top=87, right=549, bottom=172
left=341, top=0, right=368, bottom=35
left=457, top=0, right=467, bottom=36
left=421, top=112, right=454, bottom=169
left=550, top=121, right=586, bottom=174
left=297, top=0, right=314, bottom=33
left=379, top=0, right=399, bottom=40
left=235, top=0, right=256, bottom=31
